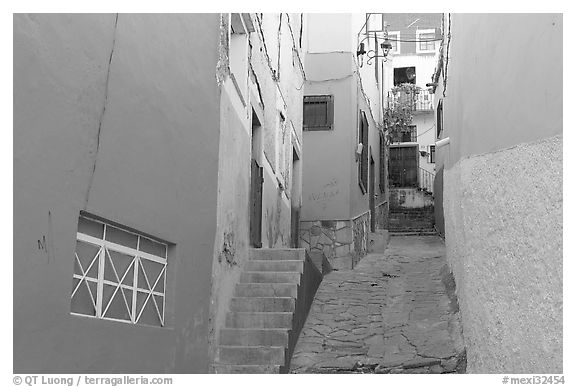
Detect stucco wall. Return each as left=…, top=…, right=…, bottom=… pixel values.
left=301, top=53, right=354, bottom=221
left=433, top=14, right=563, bottom=373
left=13, top=13, right=221, bottom=373
left=207, top=13, right=305, bottom=365
left=439, top=13, right=562, bottom=168
left=302, top=15, right=386, bottom=229
left=443, top=135, right=562, bottom=373
left=414, top=112, right=436, bottom=177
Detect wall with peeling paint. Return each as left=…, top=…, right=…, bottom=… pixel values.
left=433, top=14, right=562, bottom=373
left=207, top=13, right=305, bottom=366
left=14, top=14, right=222, bottom=372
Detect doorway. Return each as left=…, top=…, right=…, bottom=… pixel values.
left=389, top=145, right=419, bottom=188
left=290, top=147, right=301, bottom=248
left=250, top=109, right=263, bottom=248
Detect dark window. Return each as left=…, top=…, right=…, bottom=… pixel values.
left=436, top=100, right=443, bottom=138
left=429, top=145, right=436, bottom=163
left=393, top=67, right=416, bottom=85
left=303, top=95, right=334, bottom=131
left=401, top=125, right=417, bottom=142
left=358, top=111, right=369, bottom=193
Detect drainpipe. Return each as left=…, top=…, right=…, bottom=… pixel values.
left=435, top=137, right=450, bottom=148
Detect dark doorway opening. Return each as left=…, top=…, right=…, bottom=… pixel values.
left=250, top=109, right=263, bottom=248
left=389, top=145, right=419, bottom=187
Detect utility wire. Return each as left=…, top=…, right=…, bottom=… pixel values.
left=417, top=123, right=436, bottom=137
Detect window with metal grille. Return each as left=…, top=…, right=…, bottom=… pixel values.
left=429, top=145, right=436, bottom=163
left=358, top=111, right=369, bottom=193
left=388, top=31, right=400, bottom=54
left=71, top=215, right=168, bottom=327
left=417, top=30, right=436, bottom=52
left=399, top=125, right=417, bottom=142
left=303, top=95, right=334, bottom=131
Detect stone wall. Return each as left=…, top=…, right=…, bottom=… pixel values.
left=352, top=212, right=370, bottom=266
left=299, top=220, right=352, bottom=270
left=300, top=211, right=372, bottom=270
left=375, top=201, right=388, bottom=229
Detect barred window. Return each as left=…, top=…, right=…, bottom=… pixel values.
left=417, top=30, right=436, bottom=53
left=71, top=215, right=168, bottom=327
left=303, top=95, right=334, bottom=131
left=429, top=145, right=436, bottom=163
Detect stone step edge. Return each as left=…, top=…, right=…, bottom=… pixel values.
left=231, top=296, right=296, bottom=301
left=247, top=260, right=304, bottom=265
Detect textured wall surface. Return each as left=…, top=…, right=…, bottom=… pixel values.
left=443, top=135, right=562, bottom=373
left=207, top=13, right=305, bottom=367
left=13, top=13, right=221, bottom=373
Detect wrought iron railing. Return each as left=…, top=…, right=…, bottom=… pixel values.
left=418, top=167, right=435, bottom=194
left=386, top=89, right=433, bottom=111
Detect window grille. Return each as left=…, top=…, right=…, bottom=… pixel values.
left=418, top=32, right=436, bottom=52
left=429, top=145, right=436, bottom=163
left=71, top=215, right=168, bottom=327
left=303, top=95, right=334, bottom=131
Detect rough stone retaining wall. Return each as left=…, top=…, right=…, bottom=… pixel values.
left=300, top=211, right=373, bottom=270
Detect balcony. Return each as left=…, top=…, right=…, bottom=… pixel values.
left=386, top=88, right=433, bottom=112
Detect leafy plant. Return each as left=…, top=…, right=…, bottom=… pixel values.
left=383, top=83, right=421, bottom=143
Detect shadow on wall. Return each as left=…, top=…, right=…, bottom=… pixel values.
left=434, top=165, right=445, bottom=237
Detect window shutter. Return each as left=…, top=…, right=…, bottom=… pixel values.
left=327, top=96, right=334, bottom=129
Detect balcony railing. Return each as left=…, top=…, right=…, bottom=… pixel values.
left=386, top=89, right=433, bottom=111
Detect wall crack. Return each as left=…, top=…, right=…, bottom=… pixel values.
left=84, top=13, right=119, bottom=209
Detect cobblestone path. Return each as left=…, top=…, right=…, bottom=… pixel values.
left=290, top=235, right=467, bottom=374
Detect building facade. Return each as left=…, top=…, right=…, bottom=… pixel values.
left=299, top=14, right=388, bottom=270
left=432, top=13, right=562, bottom=373
left=13, top=13, right=304, bottom=373
left=382, top=13, right=442, bottom=194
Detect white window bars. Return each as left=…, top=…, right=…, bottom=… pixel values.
left=71, top=216, right=168, bottom=327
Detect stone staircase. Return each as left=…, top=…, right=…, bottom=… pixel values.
left=388, top=207, right=437, bottom=236
left=212, top=248, right=322, bottom=373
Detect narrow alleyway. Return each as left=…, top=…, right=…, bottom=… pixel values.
left=290, top=235, right=466, bottom=373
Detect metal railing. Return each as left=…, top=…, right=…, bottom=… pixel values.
left=418, top=167, right=435, bottom=194
left=386, top=89, right=433, bottom=111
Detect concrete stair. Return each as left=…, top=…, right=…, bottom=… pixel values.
left=213, top=248, right=322, bottom=374
left=388, top=207, right=436, bottom=234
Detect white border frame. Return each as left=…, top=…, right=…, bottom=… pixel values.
left=416, top=28, right=436, bottom=54
left=387, top=31, right=400, bottom=54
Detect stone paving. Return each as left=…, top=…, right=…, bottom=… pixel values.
left=290, top=235, right=467, bottom=374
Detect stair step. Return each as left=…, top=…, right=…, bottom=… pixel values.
left=230, top=297, right=295, bottom=312
left=250, top=248, right=305, bottom=261
left=219, top=328, right=289, bottom=346
left=240, top=271, right=301, bottom=284
left=212, top=364, right=281, bottom=374
left=218, top=345, right=285, bottom=365
left=235, top=283, right=298, bottom=298
left=225, top=312, right=293, bottom=328
left=245, top=260, right=304, bottom=272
